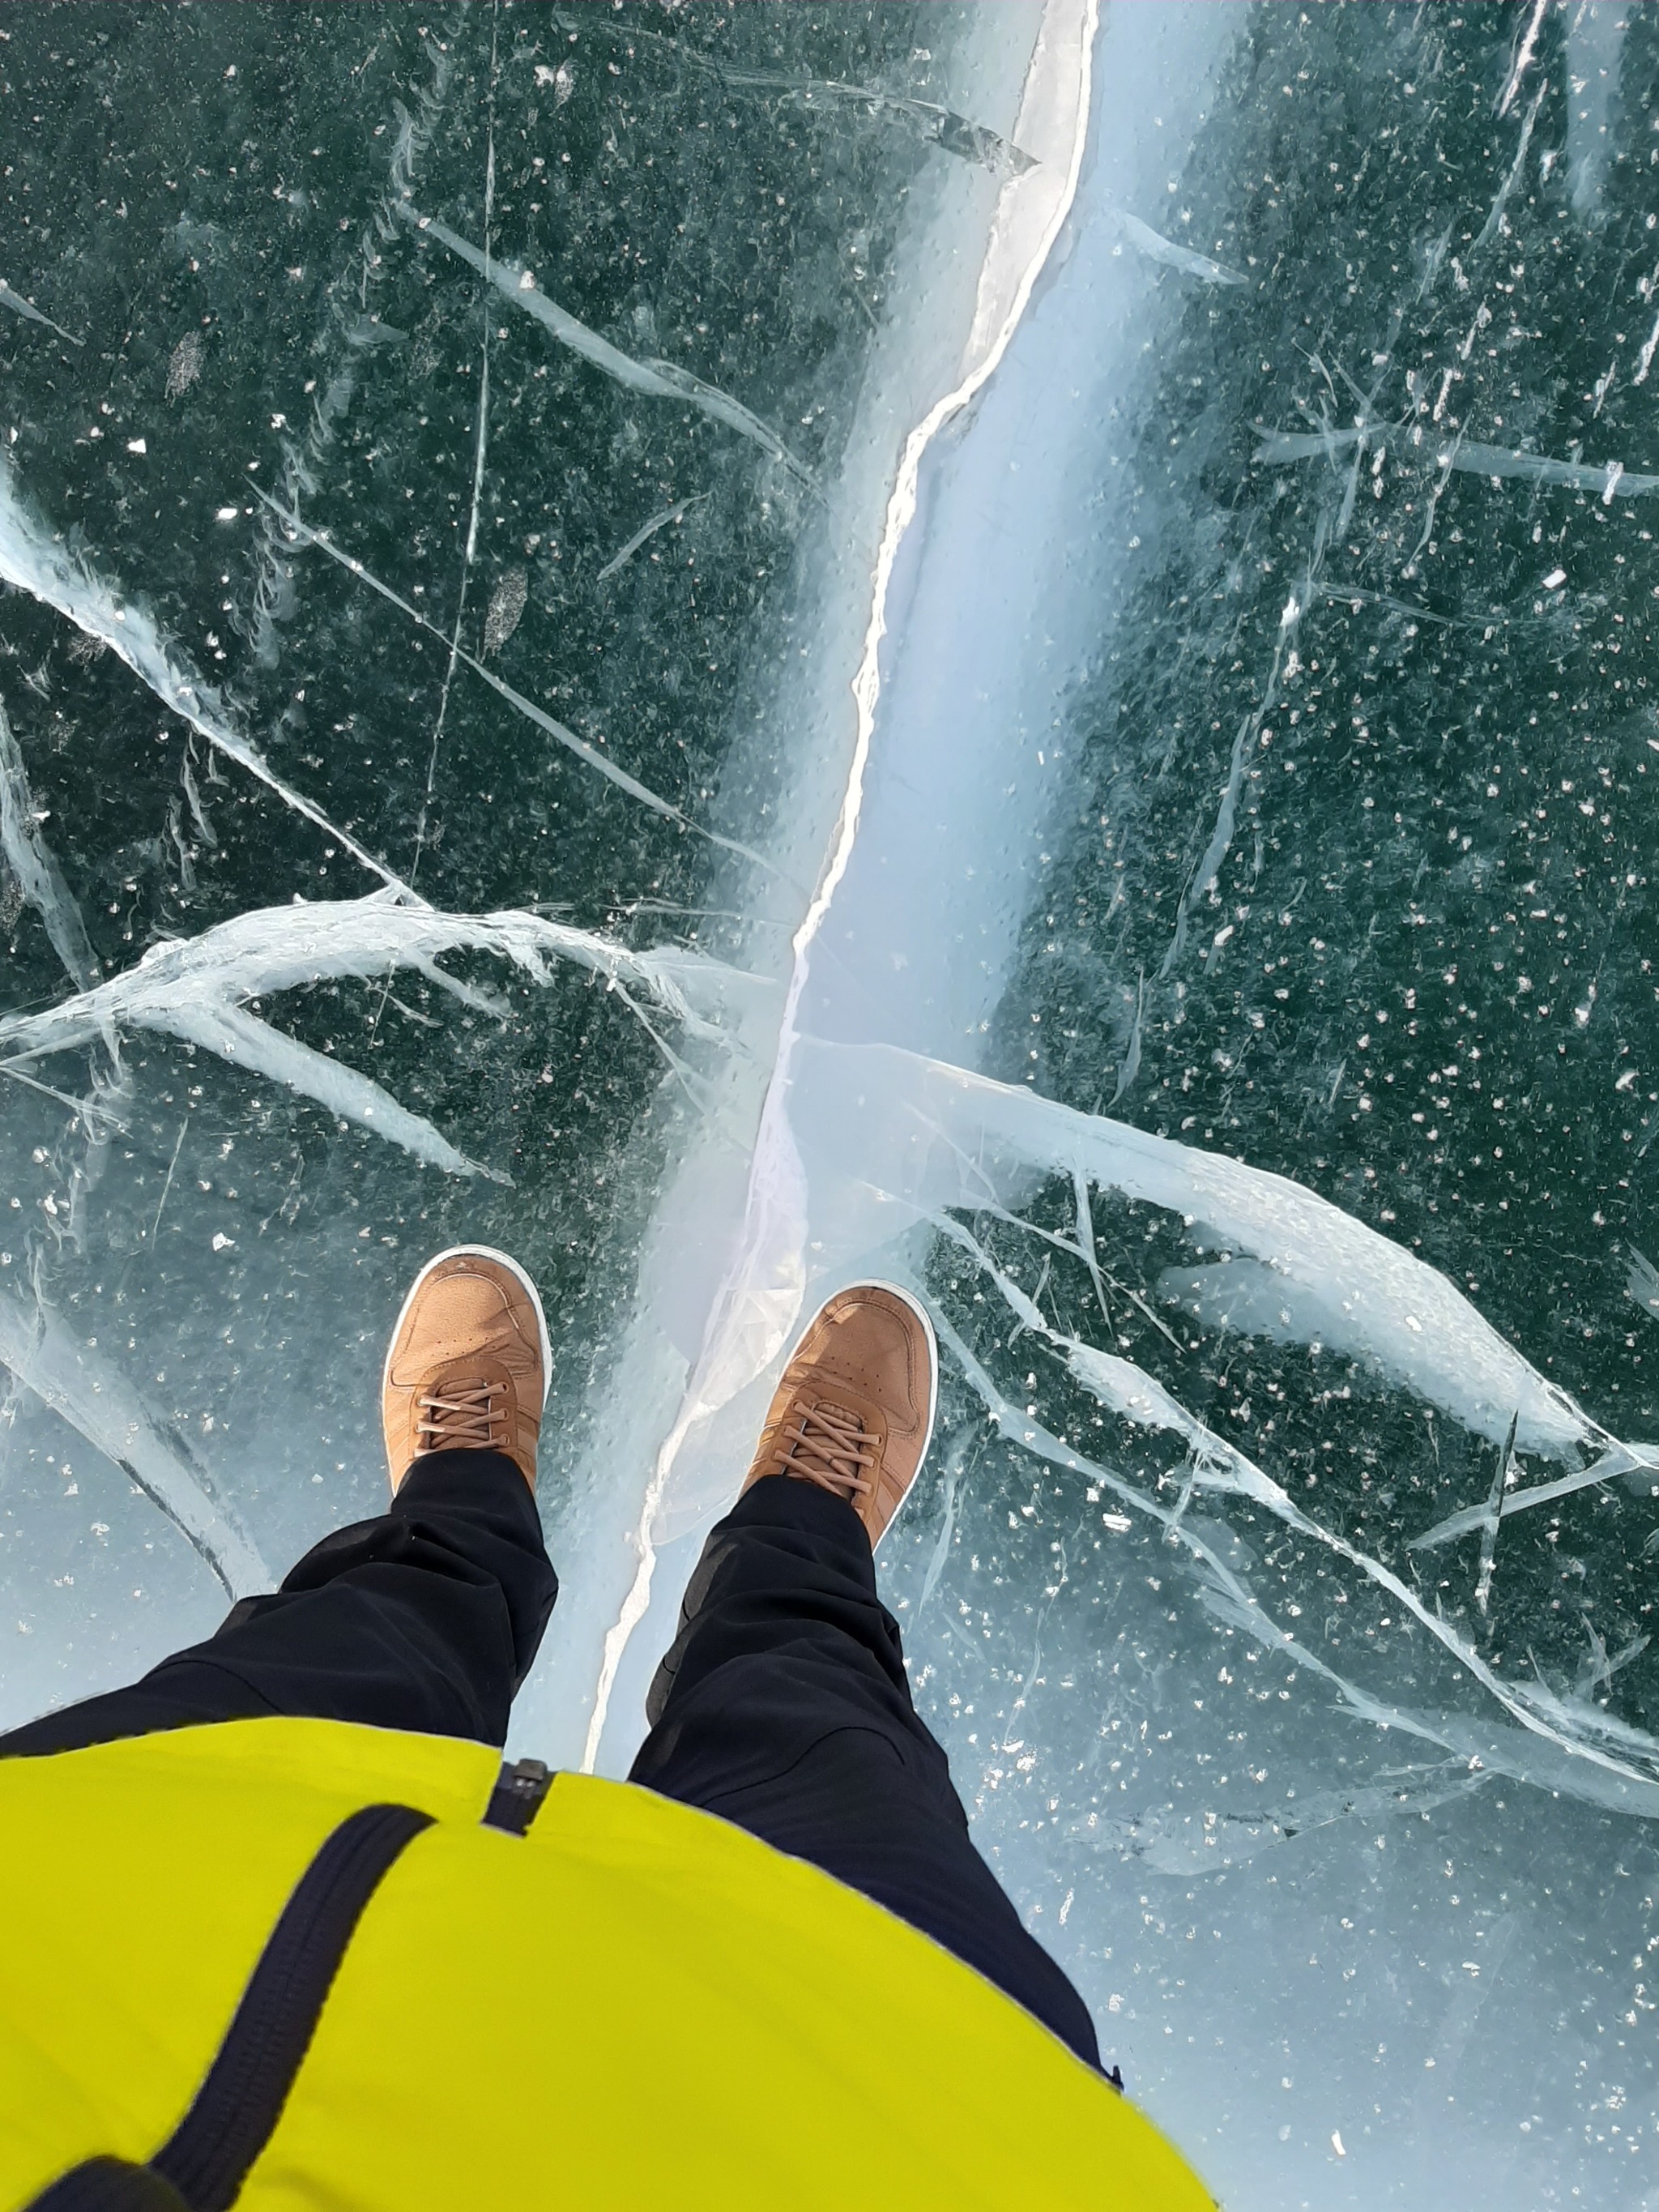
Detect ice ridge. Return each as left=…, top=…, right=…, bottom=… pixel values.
left=0, top=891, right=753, bottom=1182
left=578, top=0, right=1105, bottom=1773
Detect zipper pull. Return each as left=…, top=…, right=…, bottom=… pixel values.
left=481, top=1757, right=552, bottom=1835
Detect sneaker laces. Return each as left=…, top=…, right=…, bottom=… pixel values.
left=416, top=1380, right=506, bottom=1452
left=778, top=1399, right=876, bottom=1501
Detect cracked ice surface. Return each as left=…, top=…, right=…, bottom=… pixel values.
left=6, top=5, right=1659, bottom=2206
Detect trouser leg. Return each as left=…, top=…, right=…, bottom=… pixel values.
left=628, top=1473, right=1101, bottom=2069
left=0, top=1451, right=557, bottom=1757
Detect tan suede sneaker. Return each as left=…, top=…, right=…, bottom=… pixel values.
left=381, top=1245, right=550, bottom=1492
left=740, top=1282, right=937, bottom=1548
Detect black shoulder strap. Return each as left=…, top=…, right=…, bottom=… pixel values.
left=28, top=1802, right=433, bottom=2212
left=25, top=2159, right=188, bottom=2212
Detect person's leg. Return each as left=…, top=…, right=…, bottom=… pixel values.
left=0, top=1450, right=556, bottom=1757
left=629, top=1472, right=1102, bottom=2070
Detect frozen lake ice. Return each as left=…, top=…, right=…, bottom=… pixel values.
left=2, top=3, right=1657, bottom=2201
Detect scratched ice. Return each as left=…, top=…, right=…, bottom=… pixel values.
left=3, top=5, right=1659, bottom=2206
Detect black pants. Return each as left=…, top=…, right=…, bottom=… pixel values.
left=0, top=1455, right=1099, bottom=2069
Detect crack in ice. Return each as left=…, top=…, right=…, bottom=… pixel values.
left=399, top=206, right=812, bottom=483
left=1256, top=423, right=1659, bottom=502
left=597, top=493, right=710, bottom=584
left=0, top=280, right=82, bottom=348
left=244, top=31, right=452, bottom=665
left=579, top=0, right=1103, bottom=1775
left=0, top=452, right=407, bottom=890
left=546, top=13, right=1037, bottom=185
left=261, top=495, right=787, bottom=883
left=932, top=1216, right=1659, bottom=1798
left=0, top=688, right=100, bottom=994
left=1496, top=0, right=1549, bottom=119
left=0, top=1287, right=267, bottom=1599
left=410, top=12, right=498, bottom=891
left=1473, top=80, right=1547, bottom=254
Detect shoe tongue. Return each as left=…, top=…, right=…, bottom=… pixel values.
left=807, top=1390, right=864, bottom=1430
left=418, top=1377, right=505, bottom=1450
left=799, top=1367, right=884, bottom=1428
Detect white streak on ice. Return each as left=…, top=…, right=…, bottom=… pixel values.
left=411, top=38, right=497, bottom=893
left=0, top=1289, right=267, bottom=1599
left=845, top=1054, right=1659, bottom=1800
left=0, top=280, right=82, bottom=348
left=399, top=207, right=811, bottom=482
left=1153, top=1253, right=1589, bottom=1459
left=722, top=74, right=1036, bottom=185
left=1473, top=80, right=1547, bottom=254
left=1628, top=1242, right=1659, bottom=1315
left=0, top=691, right=100, bottom=993
left=246, top=39, right=450, bottom=666
left=1108, top=970, right=1145, bottom=1108
left=0, top=454, right=407, bottom=890
left=1319, top=579, right=1461, bottom=629
left=0, top=890, right=749, bottom=1181
left=597, top=493, right=710, bottom=583
left=262, top=497, right=783, bottom=881
left=791, top=1037, right=1610, bottom=1475
left=580, top=0, right=1105, bottom=1774
left=1496, top=0, right=1548, bottom=119
left=1188, top=720, right=1249, bottom=899
left=1473, top=1411, right=1518, bottom=1617
left=1256, top=424, right=1659, bottom=501
left=1564, top=2, right=1627, bottom=218
left=1114, top=209, right=1247, bottom=288
left=0, top=1061, right=122, bottom=1131
left=180, top=745, right=217, bottom=852
left=928, top=1299, right=1553, bottom=1777
left=148, top=1115, right=187, bottom=1248
left=553, top=13, right=1038, bottom=185
left=1410, top=1439, right=1659, bottom=1550
left=936, top=1224, right=1659, bottom=1794
left=1164, top=617, right=1297, bottom=980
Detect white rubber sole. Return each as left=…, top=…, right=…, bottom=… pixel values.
left=382, top=1243, right=553, bottom=1411
left=796, top=1278, right=939, bottom=1550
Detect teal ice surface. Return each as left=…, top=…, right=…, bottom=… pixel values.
left=2, top=3, right=1657, bottom=2204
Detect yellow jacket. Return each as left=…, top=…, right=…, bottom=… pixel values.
left=0, top=1718, right=1212, bottom=2208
